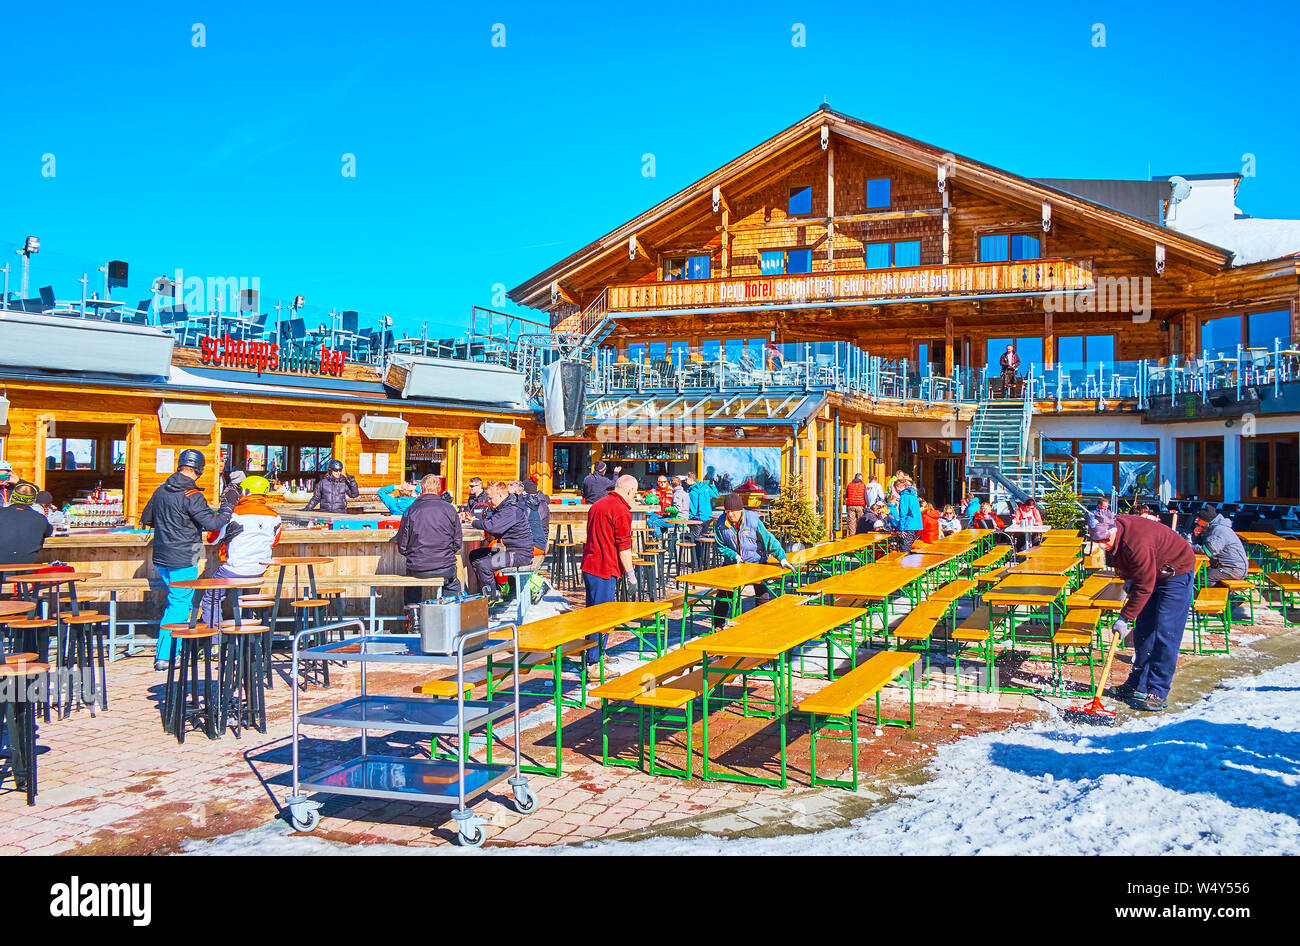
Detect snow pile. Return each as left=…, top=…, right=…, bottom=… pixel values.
left=186, top=658, right=1300, bottom=856
left=1180, top=218, right=1300, bottom=266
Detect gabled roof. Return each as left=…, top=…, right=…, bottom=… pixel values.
left=509, top=106, right=1235, bottom=309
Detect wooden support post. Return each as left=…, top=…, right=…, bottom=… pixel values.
left=721, top=208, right=730, bottom=277
left=944, top=311, right=954, bottom=376
left=826, top=142, right=835, bottom=271
left=1044, top=305, right=1055, bottom=367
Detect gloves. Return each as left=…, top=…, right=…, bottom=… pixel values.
left=624, top=571, right=639, bottom=592
left=1112, top=617, right=1132, bottom=646
left=782, top=561, right=796, bottom=574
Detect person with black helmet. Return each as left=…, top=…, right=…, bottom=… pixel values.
left=304, top=458, right=359, bottom=514
left=141, top=448, right=233, bottom=670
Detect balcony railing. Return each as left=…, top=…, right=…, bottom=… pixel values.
left=605, top=257, right=1095, bottom=313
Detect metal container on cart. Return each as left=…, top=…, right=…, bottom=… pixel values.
left=286, top=619, right=538, bottom=847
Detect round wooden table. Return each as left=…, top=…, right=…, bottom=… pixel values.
left=0, top=600, right=37, bottom=619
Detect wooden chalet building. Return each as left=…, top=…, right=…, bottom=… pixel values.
left=511, top=106, right=1300, bottom=533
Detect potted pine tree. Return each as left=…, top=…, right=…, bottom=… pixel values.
left=1040, top=470, right=1085, bottom=531
left=767, top=477, right=826, bottom=552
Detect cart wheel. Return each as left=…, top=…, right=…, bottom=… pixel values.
left=511, top=786, right=538, bottom=815
left=290, top=805, right=319, bottom=833
left=457, top=824, right=486, bottom=848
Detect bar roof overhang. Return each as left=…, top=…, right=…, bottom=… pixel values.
left=583, top=392, right=822, bottom=429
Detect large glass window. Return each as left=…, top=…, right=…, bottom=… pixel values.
left=670, top=340, right=690, bottom=367
left=787, top=248, right=812, bottom=274
left=1243, top=434, right=1299, bottom=502
left=1177, top=437, right=1224, bottom=501
left=627, top=342, right=646, bottom=363
left=724, top=339, right=744, bottom=363
left=1248, top=309, right=1291, bottom=349
left=663, top=254, right=710, bottom=280
left=1042, top=437, right=1159, bottom=498
left=760, top=251, right=785, bottom=275
left=788, top=185, right=812, bottom=216
left=44, top=438, right=96, bottom=471
left=702, top=339, right=722, bottom=361
left=1202, top=309, right=1293, bottom=356
left=893, top=240, right=921, bottom=267
left=866, top=178, right=890, bottom=209
left=985, top=336, right=1044, bottom=377
left=1056, top=334, right=1115, bottom=367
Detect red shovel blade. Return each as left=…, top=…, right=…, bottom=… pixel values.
left=1066, top=696, right=1116, bottom=719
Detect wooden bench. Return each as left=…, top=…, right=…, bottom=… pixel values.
left=951, top=605, right=1005, bottom=692
left=889, top=600, right=948, bottom=684
left=1266, top=573, right=1300, bottom=625
left=1190, top=586, right=1231, bottom=654
left=591, top=653, right=763, bottom=779
left=1050, top=608, right=1101, bottom=697
left=798, top=650, right=921, bottom=790
left=968, top=547, right=1012, bottom=577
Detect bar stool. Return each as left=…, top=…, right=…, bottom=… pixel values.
left=695, top=535, right=717, bottom=570
left=217, top=622, right=269, bottom=736
left=161, top=624, right=220, bottom=743
left=0, top=660, right=49, bottom=805
left=675, top=537, right=697, bottom=579
left=238, top=598, right=277, bottom=686
left=5, top=620, right=57, bottom=721
left=291, top=599, right=332, bottom=687
left=630, top=557, right=657, bottom=602
left=314, top=587, right=347, bottom=630
left=60, top=612, right=110, bottom=715
left=547, top=524, right=579, bottom=590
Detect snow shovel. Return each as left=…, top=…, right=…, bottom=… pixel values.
left=1063, top=626, right=1122, bottom=726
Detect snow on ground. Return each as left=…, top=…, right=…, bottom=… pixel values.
left=186, top=657, right=1300, bottom=856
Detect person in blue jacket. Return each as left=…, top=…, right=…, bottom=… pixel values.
left=711, top=493, right=795, bottom=629
left=685, top=473, right=719, bottom=569
left=963, top=492, right=980, bottom=520
left=895, top=473, right=922, bottom=553
left=377, top=483, right=417, bottom=515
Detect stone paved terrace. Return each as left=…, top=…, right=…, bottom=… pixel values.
left=0, top=589, right=1292, bottom=854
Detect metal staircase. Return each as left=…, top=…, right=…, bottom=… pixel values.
left=966, top=387, right=1047, bottom=503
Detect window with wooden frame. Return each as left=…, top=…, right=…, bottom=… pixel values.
left=662, top=253, right=711, bottom=281
left=788, top=185, right=813, bottom=217
left=1176, top=437, right=1224, bottom=501
left=761, top=248, right=812, bottom=275
left=1242, top=433, right=1299, bottom=503
left=978, top=232, right=1041, bottom=262
left=1199, top=307, right=1293, bottom=358
left=865, top=240, right=921, bottom=269
left=865, top=178, right=891, bottom=209
left=1039, top=437, right=1159, bottom=499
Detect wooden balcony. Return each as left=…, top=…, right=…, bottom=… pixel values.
left=605, top=257, right=1094, bottom=313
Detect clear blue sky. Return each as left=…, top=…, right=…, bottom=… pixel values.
left=5, top=0, right=1298, bottom=337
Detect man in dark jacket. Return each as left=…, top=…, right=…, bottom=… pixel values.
left=1192, top=505, right=1249, bottom=585
left=521, top=478, right=551, bottom=555
left=468, top=481, right=535, bottom=601
left=464, top=477, right=491, bottom=518
left=1091, top=515, right=1196, bottom=711
left=395, top=474, right=463, bottom=602
left=304, top=459, right=358, bottom=514
left=581, top=462, right=614, bottom=504
left=0, top=482, right=53, bottom=564
left=141, top=449, right=232, bottom=669
left=999, top=343, right=1021, bottom=396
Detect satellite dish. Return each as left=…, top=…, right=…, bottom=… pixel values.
left=1168, top=175, right=1192, bottom=201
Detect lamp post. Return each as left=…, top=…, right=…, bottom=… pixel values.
left=78, top=273, right=89, bottom=317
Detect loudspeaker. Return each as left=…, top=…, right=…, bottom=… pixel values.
left=240, top=288, right=260, bottom=313
left=107, top=260, right=129, bottom=288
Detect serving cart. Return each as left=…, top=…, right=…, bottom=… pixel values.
left=285, top=620, right=538, bottom=847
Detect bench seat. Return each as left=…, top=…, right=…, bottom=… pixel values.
left=413, top=640, right=595, bottom=697
left=798, top=650, right=919, bottom=718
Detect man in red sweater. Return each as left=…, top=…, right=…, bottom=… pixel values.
left=1091, top=515, right=1196, bottom=711
left=581, top=474, right=639, bottom=663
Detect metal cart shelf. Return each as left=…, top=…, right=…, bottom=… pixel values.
left=286, top=621, right=538, bottom=847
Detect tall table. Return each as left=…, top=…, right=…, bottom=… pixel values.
left=683, top=603, right=869, bottom=788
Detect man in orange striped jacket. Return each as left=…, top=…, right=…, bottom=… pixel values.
left=200, top=476, right=282, bottom=631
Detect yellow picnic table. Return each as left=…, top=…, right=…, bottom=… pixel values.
left=683, top=602, right=870, bottom=788
left=983, top=573, right=1071, bottom=650
left=481, top=598, right=678, bottom=777
left=801, top=565, right=926, bottom=642
left=677, top=561, right=789, bottom=633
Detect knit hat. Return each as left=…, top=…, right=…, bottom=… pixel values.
left=595, top=461, right=607, bottom=475
left=229, top=470, right=246, bottom=485
left=10, top=481, right=37, bottom=506
left=724, top=493, right=745, bottom=512
left=523, top=479, right=538, bottom=494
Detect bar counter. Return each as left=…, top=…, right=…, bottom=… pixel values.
left=36, top=527, right=486, bottom=620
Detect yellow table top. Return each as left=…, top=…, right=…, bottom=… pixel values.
left=876, top=550, right=956, bottom=569
left=504, top=598, right=675, bottom=651
left=684, top=603, right=870, bottom=660
left=677, top=562, right=786, bottom=591
left=786, top=543, right=849, bottom=567
left=837, top=533, right=892, bottom=551
left=1023, top=544, right=1081, bottom=559
left=801, top=565, right=926, bottom=599
left=984, top=574, right=1070, bottom=605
